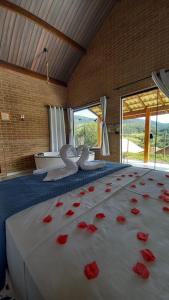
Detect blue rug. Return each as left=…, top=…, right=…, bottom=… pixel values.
left=0, top=162, right=129, bottom=290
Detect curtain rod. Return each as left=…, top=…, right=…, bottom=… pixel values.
left=114, top=75, right=151, bottom=90
left=114, top=69, right=169, bottom=91
left=44, top=104, right=66, bottom=108
left=73, top=101, right=100, bottom=112
left=73, top=97, right=109, bottom=112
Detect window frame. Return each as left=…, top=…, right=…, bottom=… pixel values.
left=73, top=102, right=102, bottom=149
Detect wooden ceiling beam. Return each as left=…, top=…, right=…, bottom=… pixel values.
left=0, top=60, right=67, bottom=87
left=123, top=104, right=169, bottom=120
left=138, top=96, right=146, bottom=108
left=0, top=0, right=86, bottom=54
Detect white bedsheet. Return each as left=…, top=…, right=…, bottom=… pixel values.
left=6, top=166, right=169, bottom=300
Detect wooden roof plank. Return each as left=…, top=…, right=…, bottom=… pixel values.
left=123, top=104, right=169, bottom=119
left=0, top=59, right=67, bottom=87
left=0, top=0, right=86, bottom=54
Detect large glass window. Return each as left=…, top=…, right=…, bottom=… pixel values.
left=121, top=88, right=169, bottom=171
left=74, top=105, right=102, bottom=148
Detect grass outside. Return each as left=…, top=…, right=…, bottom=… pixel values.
left=123, top=152, right=169, bottom=163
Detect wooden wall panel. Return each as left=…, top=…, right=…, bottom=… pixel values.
left=68, top=0, right=169, bottom=162
left=0, top=68, right=67, bottom=177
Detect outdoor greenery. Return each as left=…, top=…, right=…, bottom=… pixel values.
left=123, top=119, right=169, bottom=149
left=123, top=118, right=169, bottom=163
left=74, top=118, right=98, bottom=147
left=74, top=115, right=169, bottom=163
left=124, top=152, right=169, bottom=163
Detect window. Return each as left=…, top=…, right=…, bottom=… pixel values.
left=74, top=104, right=102, bottom=148
left=121, top=87, right=169, bottom=171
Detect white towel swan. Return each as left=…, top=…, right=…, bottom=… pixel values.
left=43, top=145, right=78, bottom=181
left=77, top=145, right=105, bottom=170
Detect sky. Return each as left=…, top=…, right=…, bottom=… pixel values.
left=74, top=109, right=169, bottom=124
left=139, top=114, right=169, bottom=123
left=74, top=109, right=96, bottom=119
left=150, top=114, right=169, bottom=123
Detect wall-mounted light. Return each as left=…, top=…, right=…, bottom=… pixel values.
left=20, top=114, right=25, bottom=121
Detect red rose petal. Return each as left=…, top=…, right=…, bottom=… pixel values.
left=57, top=234, right=68, bottom=245
left=128, top=174, right=133, bottom=177
left=96, top=213, right=105, bottom=219
left=130, top=184, right=136, bottom=188
left=163, top=206, right=169, bottom=212
left=84, top=261, right=100, bottom=280
left=77, top=221, right=88, bottom=229
left=137, top=232, right=149, bottom=242
left=73, top=202, right=81, bottom=207
left=131, top=198, right=138, bottom=204
left=80, top=191, right=86, bottom=196
left=121, top=174, right=126, bottom=177
left=140, top=249, right=156, bottom=262
left=43, top=214, right=52, bottom=223
left=116, top=215, right=126, bottom=223
left=65, top=210, right=74, bottom=217
left=161, top=195, right=169, bottom=203
left=157, top=182, right=164, bottom=186
left=133, top=262, right=150, bottom=279
left=88, top=186, right=95, bottom=192
left=55, top=201, right=63, bottom=207
left=105, top=188, right=112, bottom=193
left=87, top=224, right=98, bottom=233
left=159, top=195, right=165, bottom=200
left=164, top=190, right=169, bottom=196
left=131, top=208, right=140, bottom=215
left=143, top=194, right=150, bottom=199
left=165, top=174, right=169, bottom=178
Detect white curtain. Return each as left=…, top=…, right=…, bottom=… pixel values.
left=152, top=69, right=169, bottom=97
left=67, top=108, right=75, bottom=146
left=49, top=106, right=66, bottom=152
left=100, top=96, right=110, bottom=156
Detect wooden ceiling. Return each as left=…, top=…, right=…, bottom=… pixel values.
left=123, top=89, right=169, bottom=119
left=0, top=0, right=116, bottom=86
left=90, top=105, right=102, bottom=119
left=88, top=89, right=169, bottom=120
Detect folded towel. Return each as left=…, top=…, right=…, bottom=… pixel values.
left=43, top=145, right=78, bottom=181
left=77, top=145, right=105, bottom=170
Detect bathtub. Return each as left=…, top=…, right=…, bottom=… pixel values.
left=34, top=151, right=95, bottom=170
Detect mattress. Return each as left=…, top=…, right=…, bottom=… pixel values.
left=0, top=161, right=129, bottom=290
left=6, top=166, right=169, bottom=300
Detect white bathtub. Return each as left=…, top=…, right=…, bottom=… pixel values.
left=34, top=151, right=95, bottom=170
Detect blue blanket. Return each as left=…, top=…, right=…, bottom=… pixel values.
left=0, top=162, right=129, bottom=290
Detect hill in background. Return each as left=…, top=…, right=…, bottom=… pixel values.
left=123, top=118, right=169, bottom=134
left=123, top=118, right=169, bottom=149
left=74, top=115, right=96, bottom=125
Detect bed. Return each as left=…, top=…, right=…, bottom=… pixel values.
left=2, top=164, right=169, bottom=299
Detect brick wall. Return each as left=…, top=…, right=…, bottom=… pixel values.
left=0, top=68, right=67, bottom=177
left=68, top=0, right=169, bottom=162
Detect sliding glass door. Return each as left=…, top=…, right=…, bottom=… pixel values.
left=121, top=88, right=169, bottom=171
